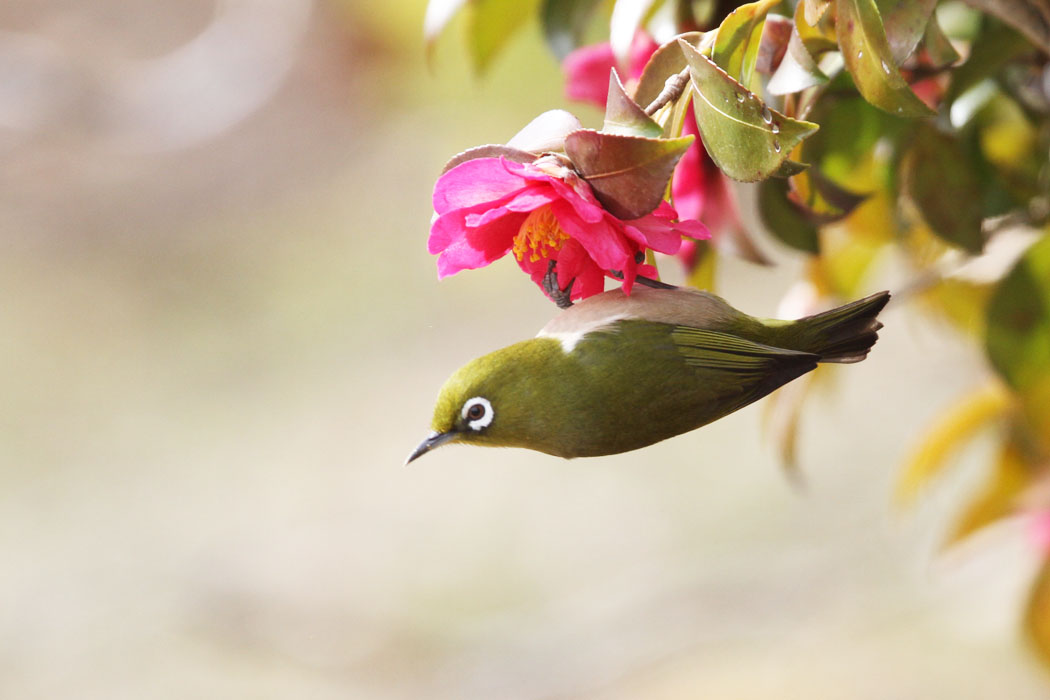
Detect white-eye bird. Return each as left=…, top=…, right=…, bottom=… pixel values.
left=407, top=286, right=889, bottom=462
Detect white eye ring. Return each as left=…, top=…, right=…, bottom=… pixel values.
left=461, top=397, right=493, bottom=431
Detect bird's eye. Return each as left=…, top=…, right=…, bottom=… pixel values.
left=462, top=397, right=494, bottom=431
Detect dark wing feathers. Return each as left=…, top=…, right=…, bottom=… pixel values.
left=670, top=327, right=821, bottom=416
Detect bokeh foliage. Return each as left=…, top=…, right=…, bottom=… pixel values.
left=425, top=0, right=1050, bottom=668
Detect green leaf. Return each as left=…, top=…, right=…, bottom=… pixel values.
left=680, top=39, right=819, bottom=182
left=836, top=0, right=935, bottom=117
left=424, top=0, right=470, bottom=57
left=755, top=15, right=793, bottom=75
left=768, top=29, right=829, bottom=95
left=797, top=0, right=839, bottom=54
left=610, top=0, right=660, bottom=64
left=769, top=0, right=833, bottom=96
left=900, top=125, right=984, bottom=253
left=758, top=177, right=820, bottom=253
left=803, top=0, right=832, bottom=26
left=946, top=23, right=1031, bottom=105
left=922, top=13, right=961, bottom=68
left=711, top=0, right=780, bottom=87
left=604, top=69, right=664, bottom=138
left=564, top=130, right=694, bottom=219
left=634, top=32, right=705, bottom=110
left=986, top=233, right=1050, bottom=392
left=541, top=0, right=604, bottom=59
left=878, top=0, right=937, bottom=65
left=467, top=0, right=540, bottom=74
left=789, top=169, right=867, bottom=223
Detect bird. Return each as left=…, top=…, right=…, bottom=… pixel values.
left=407, top=286, right=889, bottom=463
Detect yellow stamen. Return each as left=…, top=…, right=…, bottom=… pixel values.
left=512, top=206, right=570, bottom=263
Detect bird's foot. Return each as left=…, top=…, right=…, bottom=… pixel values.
left=543, top=260, right=574, bottom=309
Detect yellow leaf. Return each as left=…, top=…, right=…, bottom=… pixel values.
left=896, top=383, right=1011, bottom=504
left=1024, top=558, right=1050, bottom=670
left=944, top=440, right=1029, bottom=546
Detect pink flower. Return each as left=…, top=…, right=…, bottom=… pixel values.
left=563, top=34, right=659, bottom=106
left=429, top=156, right=708, bottom=300
left=563, top=36, right=745, bottom=274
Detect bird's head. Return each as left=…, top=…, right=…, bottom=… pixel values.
left=405, top=339, right=564, bottom=464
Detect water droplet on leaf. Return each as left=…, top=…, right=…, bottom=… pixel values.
left=882, top=60, right=890, bottom=73
left=761, top=106, right=772, bottom=124
left=736, top=93, right=745, bottom=103
left=773, top=139, right=781, bottom=153
left=771, top=122, right=780, bottom=134
left=857, top=50, right=863, bottom=59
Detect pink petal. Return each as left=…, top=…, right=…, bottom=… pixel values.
left=622, top=220, right=682, bottom=255
left=547, top=176, right=605, bottom=224
left=572, top=261, right=606, bottom=300
left=563, top=43, right=617, bottom=108
left=464, top=187, right=556, bottom=227
left=554, top=238, right=589, bottom=290
left=437, top=237, right=503, bottom=278
left=628, top=34, right=660, bottom=79
left=433, top=158, right=527, bottom=214
left=672, top=218, right=711, bottom=240
left=551, top=200, right=631, bottom=270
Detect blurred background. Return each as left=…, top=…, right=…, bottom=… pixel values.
left=2, top=1, right=1049, bottom=697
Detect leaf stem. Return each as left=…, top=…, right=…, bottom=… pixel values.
left=644, top=68, right=691, bottom=116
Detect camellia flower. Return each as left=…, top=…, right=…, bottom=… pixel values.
left=563, top=35, right=747, bottom=270
left=429, top=155, right=708, bottom=300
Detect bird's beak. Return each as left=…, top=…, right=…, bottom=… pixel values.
left=405, top=430, right=458, bottom=465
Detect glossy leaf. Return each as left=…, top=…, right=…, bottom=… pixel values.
left=541, top=0, right=604, bottom=59
left=789, top=169, right=867, bottom=223
left=895, top=384, right=1009, bottom=504
left=564, top=130, right=694, bottom=219
left=797, top=0, right=840, bottom=54
left=986, top=233, right=1050, bottom=426
left=946, top=23, right=1031, bottom=105
left=758, top=177, right=820, bottom=253
left=680, top=39, right=819, bottom=182
left=803, top=0, right=833, bottom=26
left=604, top=70, right=663, bottom=138
left=922, top=14, right=961, bottom=69
left=878, top=0, right=937, bottom=65
left=634, top=32, right=704, bottom=111
left=770, top=0, right=835, bottom=95
left=467, top=0, right=539, bottom=73
left=711, top=0, right=780, bottom=87
left=965, top=0, right=1050, bottom=53
left=424, top=0, right=470, bottom=55
left=837, top=0, right=935, bottom=117
left=901, top=126, right=984, bottom=253
left=755, top=15, right=793, bottom=75
left=1026, top=557, right=1050, bottom=670
left=768, top=29, right=829, bottom=95
left=610, top=0, right=660, bottom=65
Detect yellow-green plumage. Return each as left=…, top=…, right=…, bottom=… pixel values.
left=409, top=287, right=889, bottom=461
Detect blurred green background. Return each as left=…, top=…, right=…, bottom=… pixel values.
left=2, top=1, right=1049, bottom=697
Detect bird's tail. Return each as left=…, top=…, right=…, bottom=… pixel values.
left=773, top=291, right=891, bottom=364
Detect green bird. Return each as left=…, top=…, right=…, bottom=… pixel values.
left=407, top=286, right=889, bottom=463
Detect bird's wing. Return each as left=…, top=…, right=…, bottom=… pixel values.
left=671, top=327, right=820, bottom=415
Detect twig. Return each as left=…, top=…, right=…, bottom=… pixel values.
left=644, top=68, right=691, bottom=116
